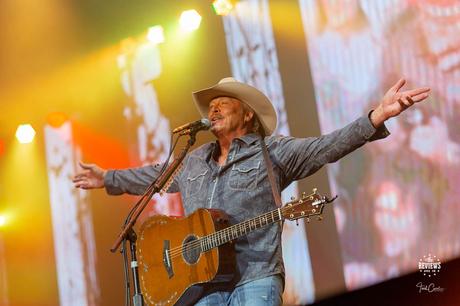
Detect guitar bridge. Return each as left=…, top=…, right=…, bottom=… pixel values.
left=163, top=240, right=174, bottom=279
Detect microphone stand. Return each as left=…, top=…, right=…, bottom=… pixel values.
left=110, top=132, right=197, bottom=306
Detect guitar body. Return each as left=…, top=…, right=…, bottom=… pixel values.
left=136, top=189, right=331, bottom=305
left=137, top=208, right=235, bottom=306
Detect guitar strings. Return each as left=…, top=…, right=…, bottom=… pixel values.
left=167, top=227, right=238, bottom=259
left=166, top=206, right=301, bottom=258
left=167, top=211, right=278, bottom=258
left=167, top=221, right=266, bottom=258
left=167, top=223, right=248, bottom=258
left=166, top=210, right=283, bottom=259
left=165, top=197, right=318, bottom=259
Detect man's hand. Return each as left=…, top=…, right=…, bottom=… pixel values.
left=72, top=161, right=106, bottom=189
left=370, top=78, right=430, bottom=127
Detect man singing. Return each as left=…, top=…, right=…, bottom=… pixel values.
left=73, top=77, right=430, bottom=305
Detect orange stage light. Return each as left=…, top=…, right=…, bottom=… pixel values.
left=46, top=112, right=69, bottom=128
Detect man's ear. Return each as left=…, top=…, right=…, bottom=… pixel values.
left=244, top=111, right=254, bottom=123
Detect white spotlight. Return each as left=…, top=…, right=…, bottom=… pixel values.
left=147, top=25, right=165, bottom=44
left=15, top=124, right=36, bottom=144
left=179, top=10, right=202, bottom=32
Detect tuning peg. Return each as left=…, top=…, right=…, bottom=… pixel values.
left=312, top=188, right=317, bottom=194
left=306, top=217, right=310, bottom=223
left=302, top=192, right=306, bottom=198
left=317, top=216, right=323, bottom=221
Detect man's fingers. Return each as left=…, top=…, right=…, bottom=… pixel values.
left=410, top=92, right=430, bottom=103
left=398, top=95, right=413, bottom=105
left=406, top=87, right=430, bottom=97
left=391, top=78, right=406, bottom=92
left=79, top=182, right=89, bottom=189
left=74, top=180, right=92, bottom=189
left=406, top=96, right=415, bottom=106
left=74, top=181, right=85, bottom=188
left=72, top=170, right=90, bottom=181
left=72, top=176, right=87, bottom=184
left=73, top=162, right=104, bottom=189
left=79, top=161, right=94, bottom=170
left=72, top=175, right=82, bottom=182
left=397, top=96, right=412, bottom=109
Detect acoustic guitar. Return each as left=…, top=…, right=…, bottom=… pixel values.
left=137, top=189, right=334, bottom=305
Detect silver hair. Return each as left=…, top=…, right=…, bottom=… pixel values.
left=241, top=102, right=262, bottom=134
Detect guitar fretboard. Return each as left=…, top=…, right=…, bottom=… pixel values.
left=199, top=208, right=283, bottom=252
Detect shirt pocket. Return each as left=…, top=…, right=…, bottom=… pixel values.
left=228, top=160, right=261, bottom=191
left=186, top=169, right=208, bottom=198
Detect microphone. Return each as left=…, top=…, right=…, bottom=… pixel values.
left=172, top=118, right=211, bottom=134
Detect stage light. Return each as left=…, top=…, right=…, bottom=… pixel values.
left=47, top=112, right=68, bottom=128
left=212, top=0, right=234, bottom=16
left=15, top=124, right=36, bottom=144
left=147, top=25, right=165, bottom=44
left=0, top=215, right=6, bottom=227
left=179, top=9, right=202, bottom=32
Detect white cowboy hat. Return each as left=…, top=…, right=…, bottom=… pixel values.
left=192, top=77, right=278, bottom=136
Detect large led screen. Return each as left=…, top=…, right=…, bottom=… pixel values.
left=300, top=0, right=460, bottom=290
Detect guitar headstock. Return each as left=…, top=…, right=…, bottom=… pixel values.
left=281, top=189, right=336, bottom=222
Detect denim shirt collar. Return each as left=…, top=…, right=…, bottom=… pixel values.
left=237, top=133, right=261, bottom=145
left=212, top=133, right=260, bottom=148
left=208, top=133, right=261, bottom=163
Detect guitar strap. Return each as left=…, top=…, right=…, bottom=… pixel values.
left=259, top=134, right=283, bottom=208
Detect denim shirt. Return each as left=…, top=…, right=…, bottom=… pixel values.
left=105, top=115, right=389, bottom=286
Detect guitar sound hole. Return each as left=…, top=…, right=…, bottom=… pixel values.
left=182, top=235, right=201, bottom=265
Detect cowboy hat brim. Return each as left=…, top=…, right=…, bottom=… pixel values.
left=192, top=79, right=278, bottom=136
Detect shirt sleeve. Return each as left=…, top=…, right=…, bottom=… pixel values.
left=104, top=163, right=180, bottom=195
left=273, top=115, right=390, bottom=184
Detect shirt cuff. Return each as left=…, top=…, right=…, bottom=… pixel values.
left=104, top=170, right=124, bottom=195
left=362, top=111, right=391, bottom=142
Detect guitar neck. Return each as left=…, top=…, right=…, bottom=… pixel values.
left=200, top=208, right=283, bottom=252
